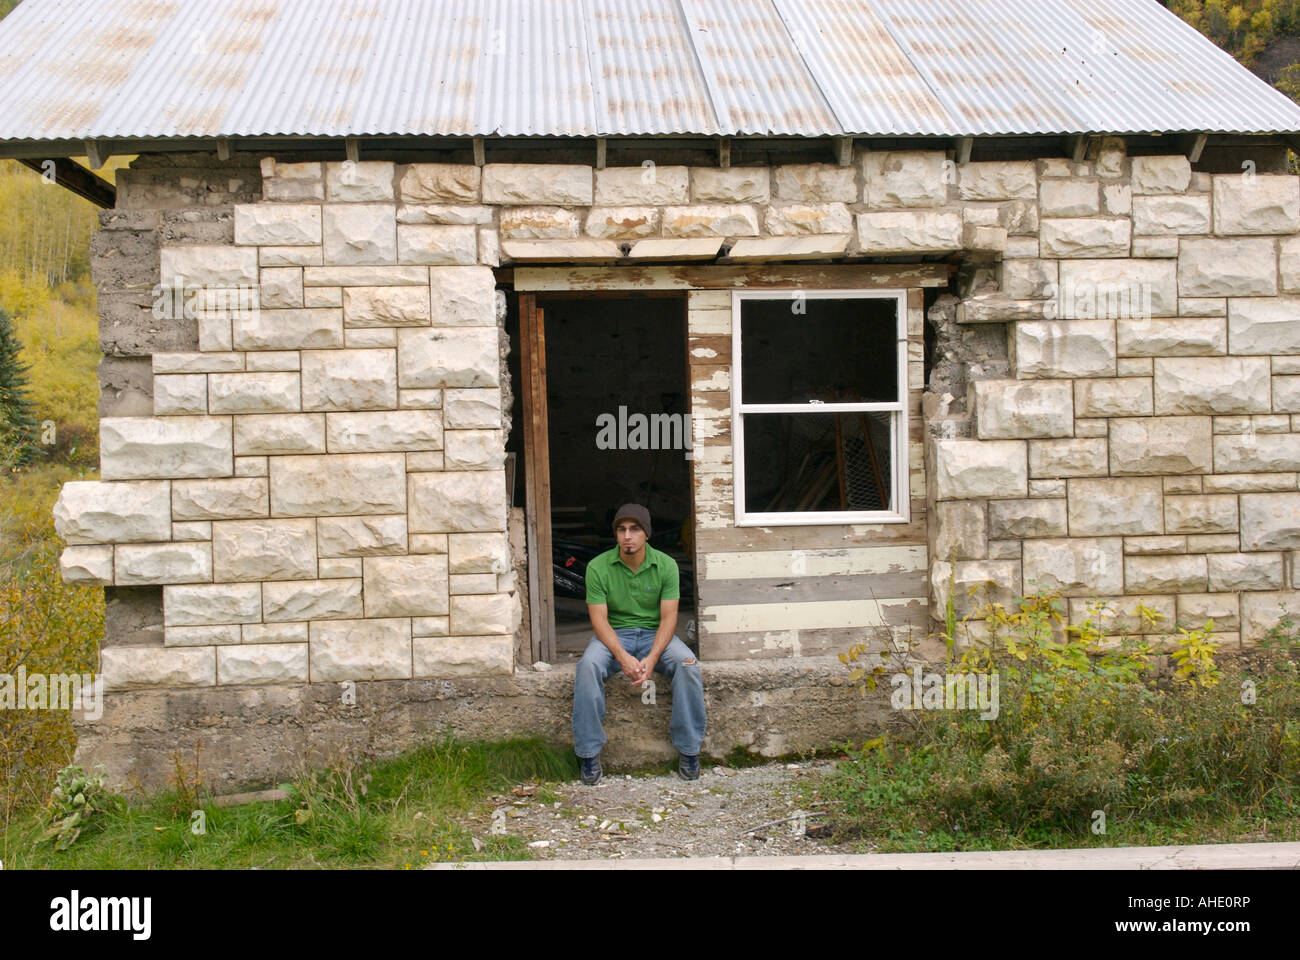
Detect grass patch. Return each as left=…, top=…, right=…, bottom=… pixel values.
left=3, top=736, right=579, bottom=869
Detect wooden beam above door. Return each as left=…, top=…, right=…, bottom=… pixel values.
left=514, top=263, right=952, bottom=292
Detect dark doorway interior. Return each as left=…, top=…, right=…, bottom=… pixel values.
left=505, top=292, right=696, bottom=662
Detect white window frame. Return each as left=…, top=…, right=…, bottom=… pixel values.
left=731, top=288, right=910, bottom=527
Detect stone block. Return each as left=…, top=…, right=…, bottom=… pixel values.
left=1039, top=218, right=1130, bottom=258
left=1073, top=378, right=1152, bottom=418
left=1131, top=156, right=1191, bottom=194
left=725, top=237, right=852, bottom=261
left=499, top=206, right=580, bottom=240
left=1102, top=182, right=1131, bottom=215
left=1109, top=416, right=1212, bottom=474
left=363, top=554, right=450, bottom=617
left=987, top=498, right=1067, bottom=539
left=233, top=413, right=326, bottom=456
left=930, top=559, right=1021, bottom=617
left=262, top=161, right=324, bottom=202
left=259, top=267, right=305, bottom=309
left=593, top=165, right=688, bottom=205
left=114, top=542, right=212, bottom=585
left=300, top=348, right=398, bottom=410
left=100, top=417, right=233, bottom=480
left=1176, top=593, right=1239, bottom=630
left=399, top=389, right=443, bottom=410
left=932, top=439, right=1027, bottom=499
left=412, top=617, right=449, bottom=637
left=1153, top=357, right=1272, bottom=414
left=1056, top=259, right=1177, bottom=318
left=234, top=204, right=321, bottom=246
left=153, top=353, right=244, bottom=375
left=1124, top=554, right=1207, bottom=594
left=317, top=557, right=362, bottom=579
left=326, top=410, right=443, bottom=452
left=957, top=161, right=1037, bottom=201
left=1001, top=259, right=1057, bottom=300
left=482, top=164, right=592, bottom=205
left=1208, top=553, right=1284, bottom=592
left=154, top=374, right=208, bottom=415
left=54, top=480, right=172, bottom=543
left=773, top=163, right=857, bottom=202
left=1027, top=438, right=1109, bottom=478
left=101, top=647, right=215, bottom=690
left=452, top=573, right=498, bottom=594
left=1067, top=477, right=1164, bottom=536
left=261, top=245, right=323, bottom=267
left=316, top=514, right=408, bottom=557
left=1179, top=238, right=1277, bottom=297
left=1212, top=175, right=1300, bottom=235
left=325, top=161, right=396, bottom=202
left=1021, top=537, right=1123, bottom=596
left=171, top=521, right=211, bottom=541
left=1039, top=180, right=1099, bottom=217
left=217, top=643, right=309, bottom=685
left=1281, top=236, right=1300, bottom=292
left=448, top=532, right=511, bottom=574
left=856, top=210, right=961, bottom=254
left=662, top=205, right=760, bottom=238
left=1116, top=317, right=1225, bottom=356
left=409, top=470, right=508, bottom=532
left=246, top=353, right=299, bottom=375
left=429, top=266, right=495, bottom=326
left=398, top=164, right=481, bottom=203
left=583, top=207, right=660, bottom=240
left=397, top=204, right=492, bottom=225
left=163, top=582, right=262, bottom=626
left=690, top=167, right=770, bottom=203
left=443, top=388, right=502, bottom=428
left=343, top=285, right=430, bottom=326
left=165, top=625, right=241, bottom=647
left=932, top=501, right=987, bottom=561
left=1124, top=535, right=1187, bottom=555
left=159, top=245, right=259, bottom=287
left=211, top=518, right=317, bottom=581
left=763, top=203, right=853, bottom=236
left=861, top=151, right=947, bottom=207
left=1240, top=492, right=1300, bottom=550
left=59, top=545, right=114, bottom=584
left=1227, top=297, right=1300, bottom=354
left=1133, top=235, right=1180, bottom=257
left=323, top=203, right=397, bottom=265
left=1242, top=591, right=1300, bottom=644
left=450, top=593, right=515, bottom=635
left=309, top=618, right=412, bottom=681
left=172, top=477, right=268, bottom=520
left=269, top=453, right=407, bottom=516
left=397, top=327, right=499, bottom=389
left=207, top=372, right=301, bottom=415
left=262, top=578, right=363, bottom=621
left=1273, top=376, right=1300, bottom=413
left=303, top=266, right=428, bottom=286
left=1131, top=195, right=1210, bottom=235
left=1164, top=495, right=1238, bottom=535
left=443, top=429, right=504, bottom=469
left=1012, top=320, right=1116, bottom=378
left=397, top=224, right=477, bottom=265
left=413, top=636, right=514, bottom=677
left=242, top=622, right=309, bottom=643
left=232, top=307, right=343, bottom=351
left=973, top=379, right=1073, bottom=439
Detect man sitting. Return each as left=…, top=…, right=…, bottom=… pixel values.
left=572, top=503, right=706, bottom=785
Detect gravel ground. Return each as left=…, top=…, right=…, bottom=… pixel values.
left=469, top=760, right=869, bottom=861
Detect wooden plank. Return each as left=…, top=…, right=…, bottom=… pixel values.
left=700, top=596, right=924, bottom=633
left=695, top=516, right=927, bottom=552
left=534, top=304, right=556, bottom=662
left=518, top=294, right=556, bottom=663
left=700, top=621, right=922, bottom=659
left=699, top=570, right=927, bottom=605
left=16, top=157, right=115, bottom=208
left=515, top=263, right=951, bottom=291
left=687, top=335, right=731, bottom=363
left=700, top=544, right=927, bottom=580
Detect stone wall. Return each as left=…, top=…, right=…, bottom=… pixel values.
left=925, top=139, right=1300, bottom=649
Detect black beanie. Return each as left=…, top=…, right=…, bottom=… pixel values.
left=612, top=503, right=652, bottom=539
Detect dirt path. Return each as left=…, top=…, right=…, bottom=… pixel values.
left=471, top=760, right=867, bottom=860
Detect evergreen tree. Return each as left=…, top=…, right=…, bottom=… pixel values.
left=0, top=306, right=39, bottom=466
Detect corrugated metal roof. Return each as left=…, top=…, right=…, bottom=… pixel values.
left=1, top=0, right=1298, bottom=144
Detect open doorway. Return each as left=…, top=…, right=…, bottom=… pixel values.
left=505, top=291, right=696, bottom=663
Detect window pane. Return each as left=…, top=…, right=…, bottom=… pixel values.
left=742, top=412, right=894, bottom=514
left=740, top=297, right=898, bottom=404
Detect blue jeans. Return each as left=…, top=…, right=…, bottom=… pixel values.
left=573, top=627, right=706, bottom=759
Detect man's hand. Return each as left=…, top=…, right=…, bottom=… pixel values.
left=618, top=651, right=648, bottom=686
left=635, top=655, right=658, bottom=685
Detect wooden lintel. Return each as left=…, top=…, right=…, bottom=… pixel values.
left=16, top=157, right=116, bottom=208
left=345, top=137, right=360, bottom=163
left=717, top=137, right=731, bottom=168
left=473, top=136, right=485, bottom=166
left=955, top=136, right=973, bottom=165
left=83, top=138, right=107, bottom=169
left=835, top=136, right=853, bottom=166
left=595, top=137, right=607, bottom=169
left=515, top=263, right=951, bottom=291
left=1188, top=132, right=1209, bottom=163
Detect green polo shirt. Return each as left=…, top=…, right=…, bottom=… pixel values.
left=585, top=543, right=680, bottom=629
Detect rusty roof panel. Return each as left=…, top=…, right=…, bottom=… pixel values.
left=1, top=0, right=1298, bottom=145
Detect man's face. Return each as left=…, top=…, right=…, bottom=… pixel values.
left=615, top=520, right=647, bottom=554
